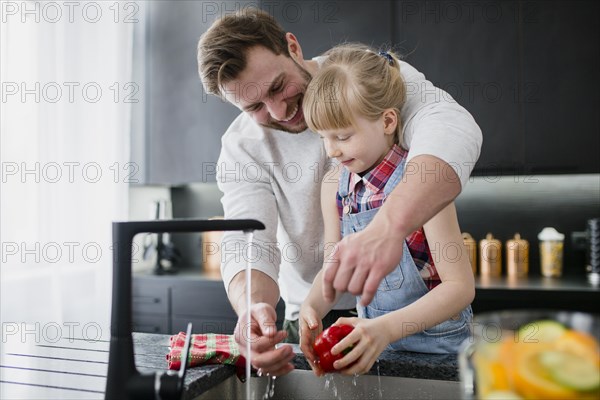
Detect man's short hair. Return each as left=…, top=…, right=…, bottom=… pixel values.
left=197, top=8, right=289, bottom=98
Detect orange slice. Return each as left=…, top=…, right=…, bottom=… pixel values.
left=554, top=330, right=600, bottom=366
left=512, top=346, right=579, bottom=399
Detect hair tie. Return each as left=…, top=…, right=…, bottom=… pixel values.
left=378, top=51, right=394, bottom=66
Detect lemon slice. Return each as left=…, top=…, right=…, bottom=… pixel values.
left=517, top=320, right=566, bottom=342
left=538, top=350, right=600, bottom=392
left=481, top=390, right=522, bottom=400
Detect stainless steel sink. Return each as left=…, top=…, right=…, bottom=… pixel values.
left=194, top=370, right=461, bottom=400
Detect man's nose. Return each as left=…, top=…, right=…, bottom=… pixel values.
left=264, top=98, right=288, bottom=121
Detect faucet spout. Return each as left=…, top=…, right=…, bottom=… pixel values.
left=105, top=219, right=265, bottom=400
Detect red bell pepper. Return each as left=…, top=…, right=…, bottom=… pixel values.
left=312, top=324, right=354, bottom=373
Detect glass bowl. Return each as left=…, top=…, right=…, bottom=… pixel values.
left=459, top=310, right=600, bottom=399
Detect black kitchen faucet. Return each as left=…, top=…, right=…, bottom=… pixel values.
left=105, top=219, right=265, bottom=400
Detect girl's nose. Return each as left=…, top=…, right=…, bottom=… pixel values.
left=324, top=139, right=341, bottom=158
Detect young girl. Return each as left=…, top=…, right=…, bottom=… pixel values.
left=299, top=44, right=475, bottom=376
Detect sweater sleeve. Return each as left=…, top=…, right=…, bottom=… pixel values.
left=216, top=122, right=281, bottom=295
left=399, top=61, right=483, bottom=189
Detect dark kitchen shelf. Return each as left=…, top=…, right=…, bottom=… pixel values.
left=475, top=275, right=599, bottom=292
left=473, top=275, right=599, bottom=315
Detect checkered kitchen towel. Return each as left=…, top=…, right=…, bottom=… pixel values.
left=166, top=333, right=246, bottom=370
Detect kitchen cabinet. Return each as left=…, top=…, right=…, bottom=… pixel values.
left=392, top=0, right=599, bottom=176
left=393, top=0, right=522, bottom=175
left=132, top=279, right=170, bottom=333
left=170, top=278, right=239, bottom=333
left=263, top=0, right=392, bottom=59
left=132, top=272, right=286, bottom=334
left=521, top=2, right=599, bottom=174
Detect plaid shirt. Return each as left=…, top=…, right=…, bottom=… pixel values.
left=337, top=144, right=441, bottom=290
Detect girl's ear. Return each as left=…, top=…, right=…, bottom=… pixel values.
left=383, top=109, right=398, bottom=136
left=286, top=32, right=304, bottom=63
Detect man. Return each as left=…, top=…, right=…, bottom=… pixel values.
left=197, top=9, right=481, bottom=376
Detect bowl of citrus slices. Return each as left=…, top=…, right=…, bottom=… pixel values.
left=459, top=310, right=600, bottom=400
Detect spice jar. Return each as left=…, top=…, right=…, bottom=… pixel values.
left=506, top=233, right=529, bottom=278
left=462, top=232, right=477, bottom=275
left=480, top=233, right=502, bottom=277
left=538, top=227, right=565, bottom=278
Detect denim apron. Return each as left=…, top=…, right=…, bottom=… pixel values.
left=338, top=159, right=472, bottom=354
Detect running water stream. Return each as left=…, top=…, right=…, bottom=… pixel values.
left=245, top=231, right=253, bottom=400
left=263, top=375, right=276, bottom=399
left=322, top=362, right=384, bottom=399
left=244, top=232, right=278, bottom=400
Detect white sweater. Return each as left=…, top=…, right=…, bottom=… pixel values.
left=217, top=60, right=482, bottom=320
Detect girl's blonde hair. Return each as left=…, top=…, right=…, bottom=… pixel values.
left=304, top=44, right=406, bottom=144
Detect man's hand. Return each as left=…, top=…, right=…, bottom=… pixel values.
left=234, top=302, right=295, bottom=376
left=322, top=224, right=404, bottom=307
left=322, top=155, right=461, bottom=307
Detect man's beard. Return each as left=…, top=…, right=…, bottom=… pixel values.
left=260, top=60, right=312, bottom=134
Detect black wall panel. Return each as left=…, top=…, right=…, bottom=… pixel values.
left=138, top=1, right=599, bottom=184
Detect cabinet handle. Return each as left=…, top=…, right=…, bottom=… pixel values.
left=133, top=296, right=161, bottom=304
left=134, top=324, right=161, bottom=333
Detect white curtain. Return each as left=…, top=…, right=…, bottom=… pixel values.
left=1, top=1, right=134, bottom=340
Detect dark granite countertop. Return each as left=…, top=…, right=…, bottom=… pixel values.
left=285, top=343, right=459, bottom=381
left=0, top=329, right=459, bottom=399
left=134, top=332, right=236, bottom=400
left=133, top=332, right=459, bottom=400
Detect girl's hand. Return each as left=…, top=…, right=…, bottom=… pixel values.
left=329, top=317, right=391, bottom=375
left=298, top=305, right=324, bottom=376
